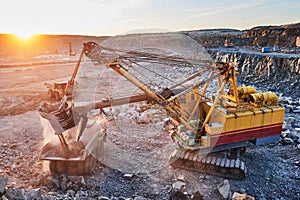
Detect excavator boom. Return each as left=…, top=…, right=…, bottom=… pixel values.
left=38, top=41, right=285, bottom=179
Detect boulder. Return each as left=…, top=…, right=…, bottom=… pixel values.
left=4, top=189, right=26, bottom=200
left=232, top=192, right=255, bottom=200
left=282, top=137, right=294, bottom=145
left=217, top=179, right=232, bottom=200
left=172, top=181, right=186, bottom=191
left=0, top=177, right=8, bottom=194
left=285, top=117, right=296, bottom=127
left=26, top=188, right=42, bottom=200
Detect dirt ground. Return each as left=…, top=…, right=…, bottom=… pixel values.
left=0, top=60, right=299, bottom=200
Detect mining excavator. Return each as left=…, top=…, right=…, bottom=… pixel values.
left=38, top=41, right=285, bottom=179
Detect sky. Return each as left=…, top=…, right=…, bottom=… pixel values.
left=1, top=0, right=299, bottom=37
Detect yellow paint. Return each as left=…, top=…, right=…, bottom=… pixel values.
left=204, top=104, right=285, bottom=135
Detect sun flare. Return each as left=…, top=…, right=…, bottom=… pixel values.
left=14, top=31, right=35, bottom=40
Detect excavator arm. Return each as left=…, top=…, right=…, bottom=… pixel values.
left=38, top=41, right=284, bottom=179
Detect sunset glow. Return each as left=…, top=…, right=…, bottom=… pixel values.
left=14, top=32, right=35, bottom=40
left=0, top=0, right=299, bottom=36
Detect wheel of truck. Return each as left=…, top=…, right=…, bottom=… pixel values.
left=54, top=92, right=60, bottom=101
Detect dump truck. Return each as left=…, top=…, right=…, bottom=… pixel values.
left=38, top=41, right=285, bottom=179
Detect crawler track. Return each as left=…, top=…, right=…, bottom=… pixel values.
left=169, top=148, right=246, bottom=180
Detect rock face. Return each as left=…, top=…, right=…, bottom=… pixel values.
left=208, top=49, right=300, bottom=98
left=240, top=23, right=300, bottom=48
left=184, top=23, right=300, bottom=49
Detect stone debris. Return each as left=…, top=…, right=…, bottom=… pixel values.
left=25, top=188, right=42, bottom=200
left=280, top=124, right=300, bottom=145
left=67, top=175, right=86, bottom=187
left=97, top=196, right=110, bottom=200
left=169, top=190, right=188, bottom=200
left=191, top=191, right=203, bottom=200
left=232, top=192, right=255, bottom=200
left=217, top=179, right=232, bottom=200
left=4, top=189, right=26, bottom=200
left=0, top=177, right=8, bottom=194
left=123, top=173, right=134, bottom=179
left=176, top=175, right=185, bottom=182
left=134, top=196, right=148, bottom=200
left=282, top=137, right=294, bottom=145
left=137, top=112, right=151, bottom=124
left=285, top=117, right=296, bottom=127
left=172, top=181, right=186, bottom=191
left=0, top=178, right=42, bottom=200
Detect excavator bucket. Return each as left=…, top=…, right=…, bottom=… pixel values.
left=39, top=102, right=106, bottom=175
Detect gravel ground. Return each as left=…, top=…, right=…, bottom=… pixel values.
left=0, top=52, right=299, bottom=199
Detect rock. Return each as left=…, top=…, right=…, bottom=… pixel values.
left=156, top=121, right=164, bottom=129
left=198, top=175, right=205, bottom=180
left=232, top=192, right=255, bottom=200
left=134, top=196, right=148, bottom=200
left=170, top=190, right=188, bottom=200
left=60, top=180, right=67, bottom=191
left=286, top=117, right=296, bottom=127
left=45, top=177, right=60, bottom=189
left=137, top=113, right=151, bottom=124
left=4, top=189, right=26, bottom=200
left=118, top=112, right=131, bottom=124
left=217, top=179, right=232, bottom=200
left=297, top=144, right=300, bottom=150
left=177, top=175, right=185, bottom=182
left=67, top=176, right=86, bottom=186
left=172, top=181, right=186, bottom=191
left=191, top=191, right=203, bottom=200
left=0, top=177, right=8, bottom=193
left=282, top=137, right=293, bottom=145
left=97, top=196, right=110, bottom=200
left=281, top=129, right=290, bottom=138
left=239, top=188, right=247, bottom=194
left=124, top=173, right=134, bottom=179
left=26, top=188, right=42, bottom=200
left=205, top=175, right=213, bottom=180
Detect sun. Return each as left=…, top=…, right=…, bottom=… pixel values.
left=14, top=31, right=35, bottom=40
